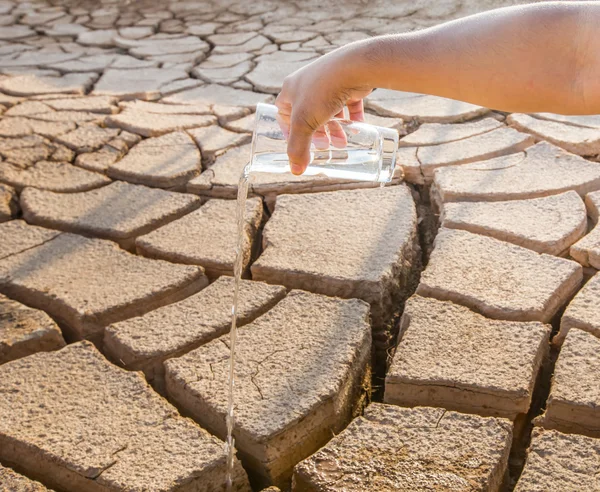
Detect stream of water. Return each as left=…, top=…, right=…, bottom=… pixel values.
left=224, top=165, right=250, bottom=490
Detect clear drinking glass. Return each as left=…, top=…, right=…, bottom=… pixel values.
left=249, top=103, right=397, bottom=183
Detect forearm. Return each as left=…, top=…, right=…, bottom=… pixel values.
left=343, top=2, right=597, bottom=114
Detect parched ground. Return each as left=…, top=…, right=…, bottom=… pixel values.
left=1, top=0, right=599, bottom=491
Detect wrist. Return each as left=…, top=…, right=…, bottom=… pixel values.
left=324, top=39, right=379, bottom=92
left=341, top=35, right=399, bottom=90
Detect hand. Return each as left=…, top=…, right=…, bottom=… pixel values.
left=275, top=46, right=374, bottom=175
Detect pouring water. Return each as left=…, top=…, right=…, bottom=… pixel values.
left=224, top=105, right=397, bottom=489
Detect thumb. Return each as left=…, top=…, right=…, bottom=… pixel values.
left=288, top=109, right=318, bottom=175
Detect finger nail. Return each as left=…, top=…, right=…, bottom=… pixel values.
left=290, top=163, right=303, bottom=175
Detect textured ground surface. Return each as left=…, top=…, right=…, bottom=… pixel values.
left=1, top=0, right=599, bottom=491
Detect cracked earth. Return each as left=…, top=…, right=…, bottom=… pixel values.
left=1, top=0, right=600, bottom=491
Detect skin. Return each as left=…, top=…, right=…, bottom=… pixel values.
left=275, top=1, right=600, bottom=175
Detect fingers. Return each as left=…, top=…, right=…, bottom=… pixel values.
left=274, top=96, right=292, bottom=139
left=347, top=99, right=365, bottom=122
left=276, top=91, right=361, bottom=175
left=329, top=109, right=348, bottom=148
left=312, top=125, right=330, bottom=150
left=280, top=106, right=328, bottom=153
left=327, top=120, right=347, bottom=148
left=288, top=110, right=317, bottom=175
left=277, top=94, right=318, bottom=174
left=275, top=113, right=291, bottom=141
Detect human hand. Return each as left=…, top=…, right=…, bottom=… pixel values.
left=275, top=46, right=374, bottom=175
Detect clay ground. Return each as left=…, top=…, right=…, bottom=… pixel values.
left=1, top=0, right=600, bottom=491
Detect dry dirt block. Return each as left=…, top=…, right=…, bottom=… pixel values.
left=0, top=293, right=65, bottom=364
left=365, top=89, right=489, bottom=122
left=50, top=145, right=76, bottom=164
left=441, top=191, right=587, bottom=255
left=0, top=73, right=97, bottom=96
left=124, top=35, right=209, bottom=59
left=107, top=131, right=201, bottom=189
left=363, top=112, right=405, bottom=131
left=104, top=277, right=285, bottom=389
left=0, top=134, right=47, bottom=153
left=0, top=233, right=208, bottom=344
left=193, top=58, right=253, bottom=85
left=416, top=126, right=533, bottom=182
left=0, top=464, right=53, bottom=491
left=385, top=296, right=550, bottom=419
left=74, top=145, right=124, bottom=173
left=0, top=220, right=61, bottom=260
left=0, top=116, right=75, bottom=139
left=0, top=342, right=250, bottom=491
left=538, top=329, right=600, bottom=437
left=211, top=33, right=271, bottom=55
left=186, top=145, right=249, bottom=198
left=515, top=428, right=600, bottom=491
left=432, top=142, right=600, bottom=207
left=194, top=52, right=252, bottom=71
left=557, top=272, right=600, bottom=344
left=118, top=100, right=212, bottom=115
left=508, top=113, right=600, bottom=156
left=0, top=183, right=18, bottom=222
left=246, top=58, right=316, bottom=94
left=223, top=113, right=255, bottom=133
left=92, top=67, right=190, bottom=100
left=570, top=191, right=600, bottom=267
left=44, top=95, right=118, bottom=114
left=252, top=185, right=418, bottom=354
left=187, top=125, right=251, bottom=165
left=20, top=182, right=201, bottom=250
left=0, top=93, right=22, bottom=108
left=162, top=83, right=273, bottom=109
left=73, top=145, right=118, bottom=170
left=77, top=28, right=117, bottom=47
left=1, top=144, right=52, bottom=169
left=0, top=160, right=111, bottom=193
left=0, top=25, right=34, bottom=40
left=396, top=146, right=423, bottom=184
left=54, top=125, right=120, bottom=153
left=106, top=109, right=216, bottom=137
left=418, top=228, right=582, bottom=323
left=293, top=403, right=512, bottom=491
left=28, top=111, right=105, bottom=125
left=107, top=130, right=141, bottom=150
left=399, top=118, right=502, bottom=147
left=136, top=197, right=262, bottom=277
left=165, top=291, right=371, bottom=487
left=531, top=112, right=600, bottom=129
left=4, top=101, right=52, bottom=117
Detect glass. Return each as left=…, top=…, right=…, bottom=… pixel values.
left=249, top=103, right=397, bottom=183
